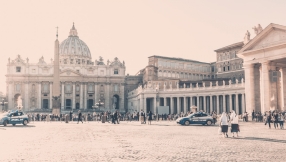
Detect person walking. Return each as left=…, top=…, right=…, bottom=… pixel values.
left=252, top=110, right=255, bottom=121
left=77, top=110, right=83, bottom=124
left=230, top=111, right=239, bottom=137
left=273, top=112, right=279, bottom=129
left=212, top=112, right=217, bottom=125
left=278, top=112, right=284, bottom=129
left=148, top=111, right=152, bottom=125
left=265, top=111, right=272, bottom=129
left=219, top=112, right=229, bottom=138
left=140, top=110, right=144, bottom=124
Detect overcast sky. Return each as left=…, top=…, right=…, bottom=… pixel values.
left=0, top=0, right=286, bottom=94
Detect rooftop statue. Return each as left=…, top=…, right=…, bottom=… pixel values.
left=253, top=24, right=263, bottom=35
left=243, top=30, right=250, bottom=45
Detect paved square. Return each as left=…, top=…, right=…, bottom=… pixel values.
left=0, top=121, right=286, bottom=162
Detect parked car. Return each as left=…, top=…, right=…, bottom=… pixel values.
left=176, top=112, right=213, bottom=126
left=0, top=110, right=29, bottom=126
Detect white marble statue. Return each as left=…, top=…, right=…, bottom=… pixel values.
left=17, top=96, right=23, bottom=110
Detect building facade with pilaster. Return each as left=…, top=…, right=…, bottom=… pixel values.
left=6, top=24, right=126, bottom=113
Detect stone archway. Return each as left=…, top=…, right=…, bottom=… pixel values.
left=14, top=94, right=21, bottom=108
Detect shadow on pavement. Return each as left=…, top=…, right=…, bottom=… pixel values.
left=1, top=125, right=36, bottom=128
left=235, top=137, right=286, bottom=143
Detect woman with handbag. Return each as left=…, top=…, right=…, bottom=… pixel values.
left=230, top=111, right=239, bottom=138
left=219, top=112, right=229, bottom=138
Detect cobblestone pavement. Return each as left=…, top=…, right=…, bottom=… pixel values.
left=0, top=120, right=286, bottom=162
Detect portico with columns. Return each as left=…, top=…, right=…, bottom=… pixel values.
left=238, top=23, right=286, bottom=113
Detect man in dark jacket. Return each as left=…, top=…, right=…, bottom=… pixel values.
left=77, top=110, right=83, bottom=124
left=70, top=111, right=73, bottom=121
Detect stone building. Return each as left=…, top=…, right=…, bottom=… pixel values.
left=238, top=23, right=286, bottom=113
left=128, top=55, right=245, bottom=115
left=215, top=42, right=244, bottom=81
left=6, top=24, right=126, bottom=112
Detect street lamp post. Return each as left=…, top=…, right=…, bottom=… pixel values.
left=1, top=99, right=8, bottom=112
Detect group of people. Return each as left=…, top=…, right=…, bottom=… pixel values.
left=264, top=111, right=285, bottom=129
left=219, top=111, right=240, bottom=138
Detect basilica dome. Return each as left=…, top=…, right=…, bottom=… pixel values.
left=59, top=23, right=91, bottom=59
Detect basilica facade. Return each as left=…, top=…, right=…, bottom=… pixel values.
left=6, top=24, right=126, bottom=112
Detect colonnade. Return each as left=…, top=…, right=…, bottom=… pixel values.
left=137, top=93, right=245, bottom=115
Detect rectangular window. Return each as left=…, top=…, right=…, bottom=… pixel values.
left=76, top=94, right=80, bottom=97
left=65, top=84, right=71, bottom=93
left=16, top=84, right=21, bottom=92
left=272, top=71, right=278, bottom=82
left=114, top=84, right=118, bottom=92
left=76, top=85, right=80, bottom=92
left=43, top=84, right=48, bottom=93
left=100, top=70, right=104, bottom=76
left=88, top=85, right=93, bottom=92
left=16, top=67, right=21, bottom=72
left=114, top=69, right=118, bottom=74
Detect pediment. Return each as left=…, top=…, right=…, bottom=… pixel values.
left=60, top=69, right=82, bottom=77
left=240, top=23, right=286, bottom=53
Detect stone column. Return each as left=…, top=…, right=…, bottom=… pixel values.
left=196, top=96, right=199, bottom=111
left=203, top=96, right=206, bottom=112
left=170, top=97, right=174, bottom=114
left=229, top=94, right=233, bottom=111
left=106, top=83, right=110, bottom=110
left=281, top=68, right=286, bottom=110
left=61, top=82, right=64, bottom=109
left=144, top=97, right=147, bottom=112
left=223, top=94, right=226, bottom=112
left=261, top=61, right=271, bottom=112
left=8, top=82, right=13, bottom=110
left=25, top=82, right=29, bottom=111
left=210, top=95, right=213, bottom=113
left=49, top=82, right=52, bottom=109
left=38, top=82, right=41, bottom=109
left=184, top=96, right=187, bottom=113
left=140, top=95, right=144, bottom=111
left=242, top=93, right=245, bottom=114
left=84, top=83, right=87, bottom=109
left=80, top=83, right=83, bottom=109
left=216, top=95, right=219, bottom=113
left=235, top=93, right=239, bottom=114
left=189, top=96, right=192, bottom=112
left=94, top=83, right=98, bottom=107
left=164, top=97, right=167, bottom=106
left=244, top=64, right=255, bottom=113
left=154, top=96, right=157, bottom=113
left=72, top=83, right=75, bottom=110
left=177, top=97, right=180, bottom=114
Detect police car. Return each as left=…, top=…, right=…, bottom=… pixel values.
left=176, top=112, right=213, bottom=126
left=0, top=110, right=29, bottom=126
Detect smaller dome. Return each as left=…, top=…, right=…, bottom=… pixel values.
left=59, top=23, right=91, bottom=58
